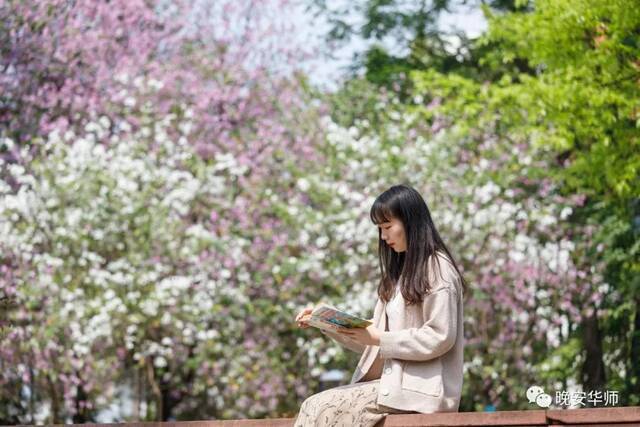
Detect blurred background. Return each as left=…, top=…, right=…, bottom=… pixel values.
left=0, top=0, right=638, bottom=423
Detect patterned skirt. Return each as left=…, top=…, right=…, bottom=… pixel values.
left=293, top=379, right=418, bottom=427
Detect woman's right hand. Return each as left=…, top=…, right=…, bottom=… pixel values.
left=295, top=306, right=314, bottom=329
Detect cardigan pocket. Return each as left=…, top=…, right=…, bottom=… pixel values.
left=401, top=358, right=443, bottom=397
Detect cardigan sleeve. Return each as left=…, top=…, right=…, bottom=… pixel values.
left=378, top=285, right=458, bottom=361
left=320, top=328, right=367, bottom=354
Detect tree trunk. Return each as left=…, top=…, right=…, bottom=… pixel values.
left=627, top=295, right=640, bottom=405
left=581, top=305, right=606, bottom=404
left=134, top=367, right=141, bottom=420
left=46, top=374, right=61, bottom=424
left=72, top=383, right=88, bottom=423
left=161, top=386, right=174, bottom=421
left=146, top=360, right=163, bottom=421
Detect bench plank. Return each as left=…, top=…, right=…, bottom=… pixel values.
left=41, top=406, right=640, bottom=427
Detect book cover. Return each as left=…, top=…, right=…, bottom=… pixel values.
left=301, top=302, right=372, bottom=332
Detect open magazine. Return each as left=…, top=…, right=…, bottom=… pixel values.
left=300, top=302, right=372, bottom=333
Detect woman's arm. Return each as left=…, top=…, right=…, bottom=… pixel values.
left=377, top=285, right=459, bottom=361
left=320, top=328, right=367, bottom=354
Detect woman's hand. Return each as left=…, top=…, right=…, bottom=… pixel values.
left=336, top=324, right=381, bottom=346
left=295, top=306, right=314, bottom=329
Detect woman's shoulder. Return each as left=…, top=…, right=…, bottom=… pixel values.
left=428, top=250, right=461, bottom=293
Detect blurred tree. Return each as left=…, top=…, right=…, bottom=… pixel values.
left=410, top=0, right=640, bottom=404
left=306, top=0, right=534, bottom=88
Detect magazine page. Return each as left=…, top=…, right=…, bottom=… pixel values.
left=306, top=303, right=372, bottom=331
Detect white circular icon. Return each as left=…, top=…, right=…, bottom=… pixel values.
left=526, top=385, right=544, bottom=404
left=536, top=393, right=552, bottom=408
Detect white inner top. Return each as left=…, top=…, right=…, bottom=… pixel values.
left=385, top=282, right=404, bottom=331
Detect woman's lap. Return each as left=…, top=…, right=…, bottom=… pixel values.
left=293, top=379, right=414, bottom=427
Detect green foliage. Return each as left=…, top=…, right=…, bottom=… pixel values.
left=480, top=0, right=640, bottom=201
left=308, top=0, right=533, bottom=87
left=536, top=337, right=582, bottom=385
left=407, top=0, right=640, bottom=406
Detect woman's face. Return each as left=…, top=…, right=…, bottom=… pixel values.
left=378, top=217, right=407, bottom=252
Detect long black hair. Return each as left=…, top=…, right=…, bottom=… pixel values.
left=370, top=184, right=468, bottom=305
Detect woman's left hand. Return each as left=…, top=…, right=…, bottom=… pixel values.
left=336, top=324, right=382, bottom=346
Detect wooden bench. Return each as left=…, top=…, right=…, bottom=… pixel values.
left=44, top=406, right=640, bottom=427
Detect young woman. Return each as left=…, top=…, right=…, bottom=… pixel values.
left=294, top=184, right=467, bottom=427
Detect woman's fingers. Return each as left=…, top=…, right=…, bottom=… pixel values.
left=296, top=309, right=313, bottom=328
left=297, top=314, right=309, bottom=327
left=295, top=307, right=313, bottom=322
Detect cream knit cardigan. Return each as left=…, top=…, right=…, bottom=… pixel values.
left=321, top=251, right=464, bottom=413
